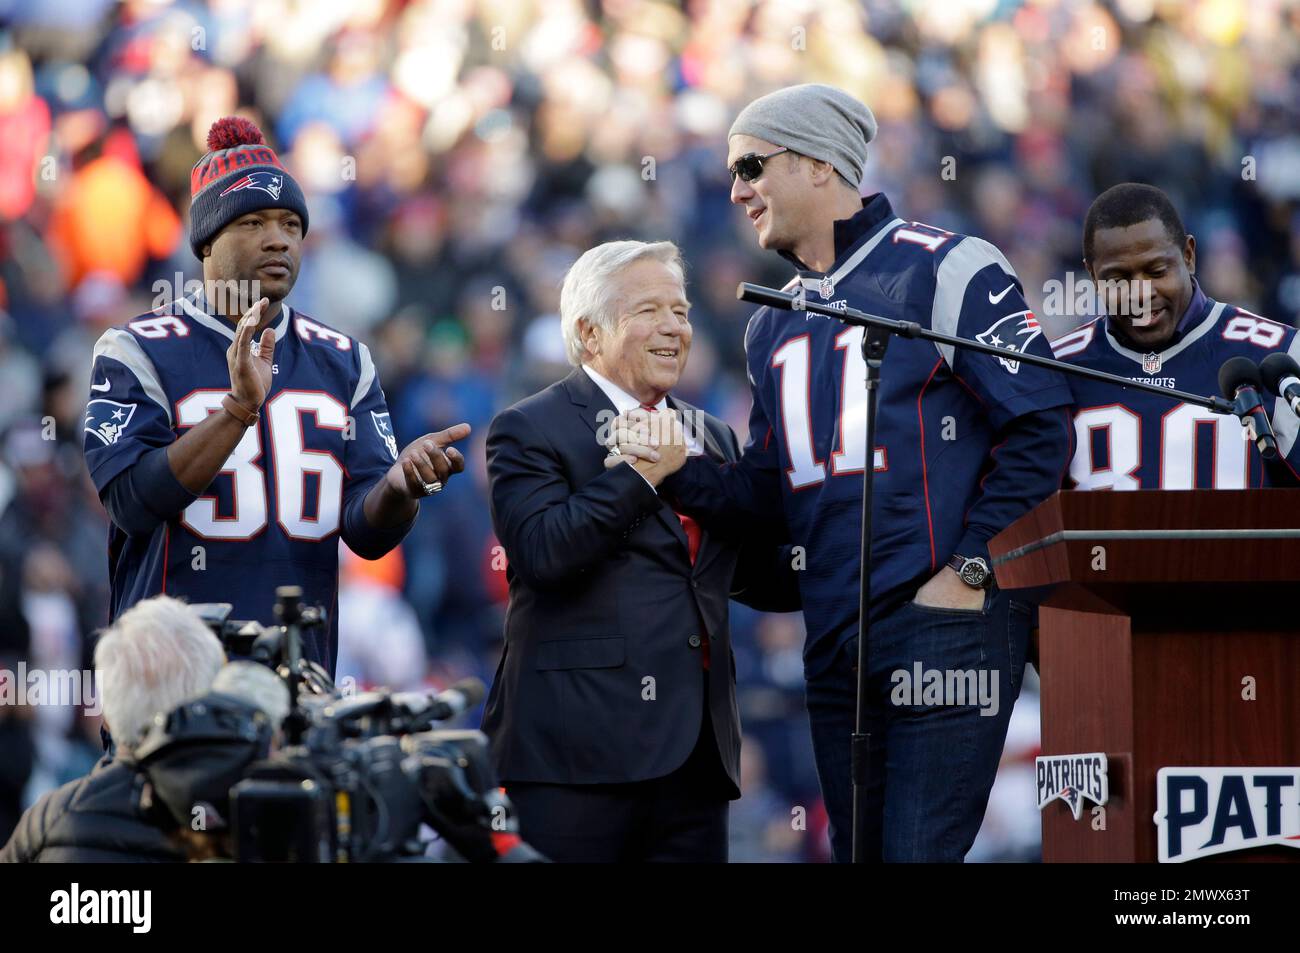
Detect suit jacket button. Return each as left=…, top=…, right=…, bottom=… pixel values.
left=688, top=635, right=702, bottom=649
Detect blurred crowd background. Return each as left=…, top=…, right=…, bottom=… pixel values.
left=3, top=0, right=1299, bottom=862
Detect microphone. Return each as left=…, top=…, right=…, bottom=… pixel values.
left=399, top=677, right=487, bottom=730
left=737, top=282, right=800, bottom=310
left=1260, top=351, right=1300, bottom=418
left=422, top=677, right=486, bottom=720
left=329, top=678, right=486, bottom=731
left=1218, top=356, right=1278, bottom=460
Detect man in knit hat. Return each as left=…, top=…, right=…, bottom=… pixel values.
left=82, top=116, right=469, bottom=676
left=608, top=84, right=1074, bottom=861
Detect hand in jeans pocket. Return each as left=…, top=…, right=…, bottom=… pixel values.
left=912, top=565, right=986, bottom=612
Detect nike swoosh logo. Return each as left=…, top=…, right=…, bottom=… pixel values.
left=91, top=379, right=111, bottom=392
left=988, top=284, right=1015, bottom=305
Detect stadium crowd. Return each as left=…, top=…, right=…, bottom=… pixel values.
left=2, top=0, right=1299, bottom=861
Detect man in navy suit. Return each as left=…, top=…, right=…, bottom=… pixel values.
left=483, top=240, right=796, bottom=862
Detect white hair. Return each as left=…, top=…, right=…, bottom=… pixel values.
left=212, top=661, right=291, bottom=729
left=559, top=240, right=686, bottom=367
left=94, top=595, right=225, bottom=751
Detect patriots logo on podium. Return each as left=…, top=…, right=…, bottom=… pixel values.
left=976, top=311, right=1043, bottom=375
left=1057, top=786, right=1082, bottom=817
left=371, top=411, right=398, bottom=461
left=84, top=399, right=137, bottom=446
left=220, top=171, right=283, bottom=201
left=1036, top=752, right=1108, bottom=821
left=1155, top=767, right=1300, bottom=862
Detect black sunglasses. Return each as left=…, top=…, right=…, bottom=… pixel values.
left=729, top=147, right=791, bottom=183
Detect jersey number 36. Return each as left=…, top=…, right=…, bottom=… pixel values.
left=176, top=390, right=347, bottom=540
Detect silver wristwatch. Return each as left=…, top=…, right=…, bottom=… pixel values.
left=947, top=553, right=992, bottom=590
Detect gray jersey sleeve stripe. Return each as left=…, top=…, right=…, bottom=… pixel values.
left=352, top=341, right=377, bottom=409
left=1270, top=331, right=1300, bottom=459
left=929, top=236, right=1018, bottom=369
left=93, top=328, right=173, bottom=426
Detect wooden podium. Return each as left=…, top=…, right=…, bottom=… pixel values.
left=989, top=490, right=1300, bottom=862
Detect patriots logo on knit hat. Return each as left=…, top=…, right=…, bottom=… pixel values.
left=219, top=170, right=284, bottom=201
left=188, top=117, right=309, bottom=258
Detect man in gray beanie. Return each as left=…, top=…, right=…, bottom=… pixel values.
left=724, top=83, right=877, bottom=266
left=609, top=84, right=1073, bottom=861
left=729, top=83, right=879, bottom=184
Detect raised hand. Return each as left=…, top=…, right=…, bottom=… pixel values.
left=226, top=297, right=275, bottom=407
left=604, top=409, right=686, bottom=487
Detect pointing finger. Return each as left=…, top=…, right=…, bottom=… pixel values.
left=432, top=423, right=472, bottom=447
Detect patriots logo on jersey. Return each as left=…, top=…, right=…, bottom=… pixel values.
left=371, top=411, right=398, bottom=461
left=976, top=311, right=1043, bottom=374
left=84, top=399, right=137, bottom=446
left=220, top=171, right=283, bottom=201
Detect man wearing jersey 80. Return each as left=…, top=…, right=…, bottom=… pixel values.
left=1053, top=183, right=1300, bottom=489
left=83, top=117, right=469, bottom=674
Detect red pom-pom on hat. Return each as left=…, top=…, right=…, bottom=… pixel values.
left=205, top=116, right=265, bottom=152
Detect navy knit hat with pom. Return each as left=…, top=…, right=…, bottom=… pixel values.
left=188, top=117, right=309, bottom=258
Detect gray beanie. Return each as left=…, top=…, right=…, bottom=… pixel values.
left=728, top=84, right=877, bottom=189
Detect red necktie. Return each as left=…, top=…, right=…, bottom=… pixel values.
left=642, top=403, right=707, bottom=668
left=641, top=402, right=701, bottom=563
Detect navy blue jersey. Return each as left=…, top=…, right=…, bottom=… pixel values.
left=667, top=195, right=1073, bottom=679
left=1052, top=298, right=1300, bottom=488
left=83, top=293, right=405, bottom=672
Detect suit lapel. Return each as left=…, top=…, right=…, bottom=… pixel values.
left=674, top=396, right=726, bottom=462
left=564, top=367, right=615, bottom=442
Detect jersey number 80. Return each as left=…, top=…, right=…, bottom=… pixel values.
left=1070, top=402, right=1251, bottom=489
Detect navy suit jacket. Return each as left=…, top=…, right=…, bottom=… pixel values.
left=482, top=368, right=796, bottom=797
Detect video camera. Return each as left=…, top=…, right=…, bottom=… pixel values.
left=191, top=587, right=334, bottom=730
left=138, top=587, right=542, bottom=862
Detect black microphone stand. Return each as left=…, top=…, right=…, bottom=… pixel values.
left=735, top=281, right=1242, bottom=864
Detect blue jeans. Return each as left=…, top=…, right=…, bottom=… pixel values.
left=805, top=590, right=1030, bottom=862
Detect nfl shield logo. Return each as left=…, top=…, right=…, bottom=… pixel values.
left=818, top=276, right=835, bottom=300
left=1142, top=351, right=1162, bottom=374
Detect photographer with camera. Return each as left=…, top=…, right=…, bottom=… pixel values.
left=135, top=661, right=291, bottom=862
left=4, top=583, right=545, bottom=863
left=147, top=588, right=546, bottom=863
left=0, top=595, right=224, bottom=863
